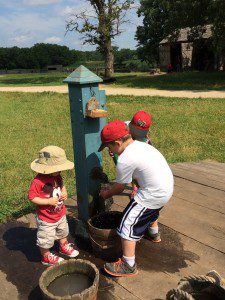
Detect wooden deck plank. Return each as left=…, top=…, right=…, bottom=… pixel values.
left=175, top=162, right=225, bottom=177
left=174, top=185, right=225, bottom=214
left=171, top=165, right=225, bottom=191
left=172, top=163, right=225, bottom=184
left=173, top=162, right=225, bottom=182
left=160, top=196, right=225, bottom=253
left=174, top=177, right=225, bottom=202
left=195, top=161, right=225, bottom=172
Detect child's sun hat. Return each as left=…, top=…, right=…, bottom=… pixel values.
left=31, top=146, right=74, bottom=174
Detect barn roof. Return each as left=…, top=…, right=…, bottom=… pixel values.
left=160, top=25, right=212, bottom=45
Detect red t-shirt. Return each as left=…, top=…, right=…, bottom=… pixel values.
left=28, top=174, right=66, bottom=223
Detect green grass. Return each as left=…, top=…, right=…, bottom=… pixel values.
left=0, top=92, right=225, bottom=222
left=0, top=72, right=66, bottom=86
left=108, top=71, right=225, bottom=90
left=0, top=71, right=225, bottom=90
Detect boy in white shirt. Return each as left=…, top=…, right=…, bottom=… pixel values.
left=99, top=120, right=174, bottom=277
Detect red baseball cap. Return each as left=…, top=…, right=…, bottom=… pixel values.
left=130, top=111, right=152, bottom=130
left=98, top=120, right=130, bottom=151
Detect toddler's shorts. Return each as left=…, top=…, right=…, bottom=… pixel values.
left=36, top=215, right=69, bottom=249
left=117, top=199, right=162, bottom=241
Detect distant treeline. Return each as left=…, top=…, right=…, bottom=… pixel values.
left=0, top=43, right=137, bottom=70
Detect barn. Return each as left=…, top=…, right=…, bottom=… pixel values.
left=159, top=25, right=224, bottom=72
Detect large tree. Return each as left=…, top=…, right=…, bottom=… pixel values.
left=66, top=0, right=134, bottom=78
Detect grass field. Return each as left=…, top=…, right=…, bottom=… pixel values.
left=0, top=71, right=225, bottom=90
left=0, top=92, right=225, bottom=222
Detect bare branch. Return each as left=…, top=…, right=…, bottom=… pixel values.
left=65, top=0, right=134, bottom=77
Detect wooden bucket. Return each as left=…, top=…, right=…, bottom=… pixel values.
left=87, top=211, right=122, bottom=259
left=39, top=259, right=99, bottom=300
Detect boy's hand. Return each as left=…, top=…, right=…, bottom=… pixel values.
left=99, top=189, right=109, bottom=200
left=100, top=183, right=125, bottom=200
left=48, top=197, right=58, bottom=206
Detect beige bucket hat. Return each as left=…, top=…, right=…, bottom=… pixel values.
left=31, top=146, right=74, bottom=174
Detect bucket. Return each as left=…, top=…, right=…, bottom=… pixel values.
left=39, top=259, right=99, bottom=300
left=87, top=211, right=123, bottom=259
left=166, top=270, right=225, bottom=300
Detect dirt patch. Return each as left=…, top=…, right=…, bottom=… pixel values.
left=0, top=85, right=225, bottom=98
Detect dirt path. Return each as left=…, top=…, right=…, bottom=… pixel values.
left=0, top=85, right=225, bottom=98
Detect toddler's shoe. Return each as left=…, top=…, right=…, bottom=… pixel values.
left=59, top=241, right=79, bottom=258
left=42, top=253, right=64, bottom=266
left=104, top=258, right=138, bottom=277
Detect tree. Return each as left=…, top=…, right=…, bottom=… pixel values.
left=136, top=0, right=170, bottom=64
left=211, top=0, right=225, bottom=69
left=66, top=0, right=134, bottom=78
left=114, top=48, right=137, bottom=64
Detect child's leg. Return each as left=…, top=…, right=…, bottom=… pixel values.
left=59, top=237, right=67, bottom=244
left=39, top=247, right=51, bottom=257
left=56, top=216, right=79, bottom=258
left=121, top=238, right=136, bottom=256
left=121, top=238, right=136, bottom=267
left=147, top=220, right=161, bottom=243
left=36, top=217, right=64, bottom=265
left=149, top=220, right=158, bottom=234
left=104, top=200, right=156, bottom=277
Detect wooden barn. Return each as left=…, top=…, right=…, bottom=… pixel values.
left=159, top=25, right=224, bottom=72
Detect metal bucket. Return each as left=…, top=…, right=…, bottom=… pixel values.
left=39, top=259, right=99, bottom=300
left=87, top=211, right=122, bottom=259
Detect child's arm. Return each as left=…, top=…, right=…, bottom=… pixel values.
left=29, top=197, right=58, bottom=206
left=99, top=182, right=125, bottom=200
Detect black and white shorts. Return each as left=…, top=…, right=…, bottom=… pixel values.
left=117, top=199, right=162, bottom=241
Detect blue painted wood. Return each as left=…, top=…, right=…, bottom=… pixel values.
left=64, top=65, right=103, bottom=85
left=64, top=66, right=107, bottom=221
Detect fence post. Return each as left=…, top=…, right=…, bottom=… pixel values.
left=64, top=65, right=107, bottom=221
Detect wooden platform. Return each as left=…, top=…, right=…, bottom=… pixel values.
left=109, top=160, right=225, bottom=299
left=0, top=160, right=224, bottom=300
left=162, top=161, right=225, bottom=253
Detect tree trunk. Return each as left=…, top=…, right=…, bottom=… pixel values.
left=104, top=42, right=114, bottom=78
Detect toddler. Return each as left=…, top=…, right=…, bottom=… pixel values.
left=28, top=146, right=79, bottom=266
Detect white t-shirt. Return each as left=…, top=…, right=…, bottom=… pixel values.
left=116, top=141, right=174, bottom=209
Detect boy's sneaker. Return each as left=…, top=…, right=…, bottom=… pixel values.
left=104, top=258, right=138, bottom=277
left=42, top=253, right=64, bottom=266
left=145, top=231, right=161, bottom=243
left=59, top=241, right=79, bottom=258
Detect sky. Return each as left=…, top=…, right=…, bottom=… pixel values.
left=0, top=0, right=142, bottom=50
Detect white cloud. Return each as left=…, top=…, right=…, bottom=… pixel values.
left=57, top=3, right=92, bottom=17
left=23, top=0, right=60, bottom=6
left=59, top=5, right=76, bottom=16
left=10, top=34, right=32, bottom=47
left=43, top=36, right=61, bottom=43
left=0, top=0, right=140, bottom=50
